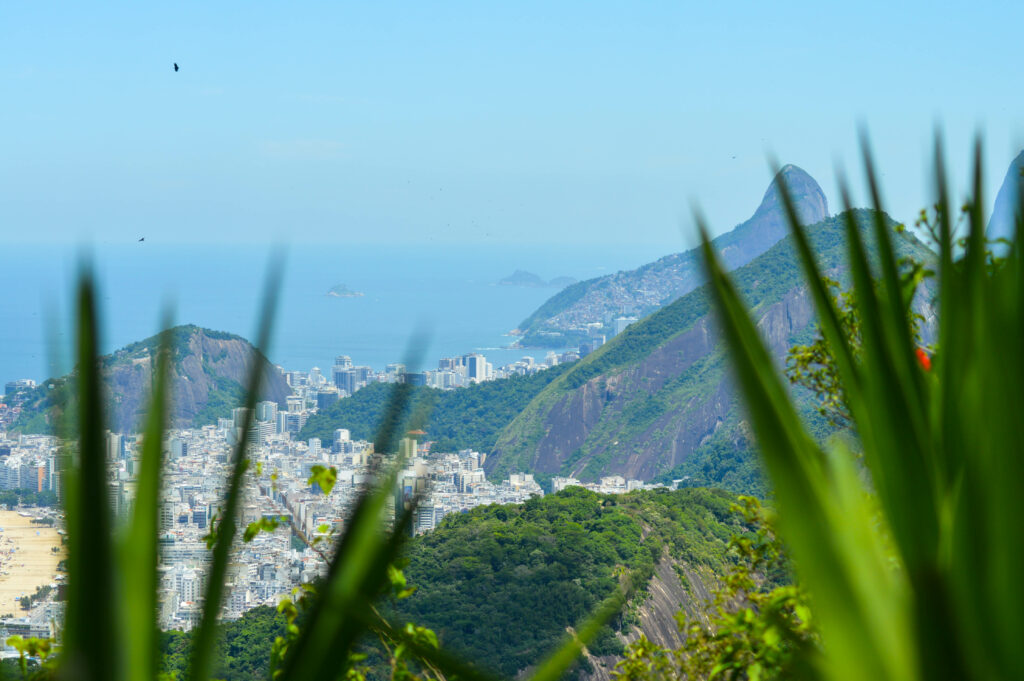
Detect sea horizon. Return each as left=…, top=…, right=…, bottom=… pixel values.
left=0, top=241, right=668, bottom=385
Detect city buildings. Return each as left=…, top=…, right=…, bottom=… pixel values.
left=0, top=344, right=631, bottom=631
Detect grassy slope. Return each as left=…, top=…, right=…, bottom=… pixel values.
left=489, top=210, right=935, bottom=489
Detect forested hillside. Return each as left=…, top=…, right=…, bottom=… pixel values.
left=488, top=210, right=935, bottom=492
left=159, top=487, right=745, bottom=680
left=298, top=361, right=577, bottom=453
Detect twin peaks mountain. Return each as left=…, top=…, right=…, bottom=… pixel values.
left=488, top=209, right=935, bottom=489
left=512, top=165, right=829, bottom=348
left=487, top=164, right=942, bottom=490
left=13, top=325, right=291, bottom=434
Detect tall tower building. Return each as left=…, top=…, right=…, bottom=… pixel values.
left=256, top=400, right=278, bottom=423
left=465, top=354, right=487, bottom=383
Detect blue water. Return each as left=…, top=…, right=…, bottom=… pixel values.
left=0, top=243, right=667, bottom=384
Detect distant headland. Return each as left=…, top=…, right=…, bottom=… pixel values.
left=327, top=284, right=364, bottom=298
left=498, top=270, right=577, bottom=289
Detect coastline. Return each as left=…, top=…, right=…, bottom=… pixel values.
left=0, top=510, right=62, bottom=617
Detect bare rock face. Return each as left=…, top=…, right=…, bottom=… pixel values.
left=104, top=325, right=292, bottom=431
left=498, top=285, right=813, bottom=481
left=17, top=325, right=292, bottom=434
left=489, top=210, right=936, bottom=485
left=578, top=552, right=720, bottom=681
left=987, top=150, right=1024, bottom=243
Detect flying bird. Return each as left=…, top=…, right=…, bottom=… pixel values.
left=173, top=63, right=179, bottom=72
left=138, top=237, right=145, bottom=242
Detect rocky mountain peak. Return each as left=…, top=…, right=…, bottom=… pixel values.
left=753, top=164, right=829, bottom=226
left=987, top=150, right=1024, bottom=242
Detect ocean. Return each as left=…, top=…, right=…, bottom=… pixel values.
left=0, top=242, right=667, bottom=385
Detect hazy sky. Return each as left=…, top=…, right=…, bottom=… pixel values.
left=3, top=1, right=1022, bottom=250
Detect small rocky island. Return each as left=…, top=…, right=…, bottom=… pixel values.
left=499, top=270, right=577, bottom=289
left=327, top=284, right=364, bottom=298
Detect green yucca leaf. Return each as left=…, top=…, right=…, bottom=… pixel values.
left=277, top=345, right=427, bottom=681
left=62, top=270, right=119, bottom=681
left=277, top=469, right=410, bottom=680
left=858, top=144, right=970, bottom=679
left=703, top=140, right=1024, bottom=679
left=370, top=617, right=507, bottom=681
left=771, top=165, right=863, bottom=411
left=119, top=319, right=172, bottom=681
left=526, top=587, right=629, bottom=681
left=698, top=218, right=915, bottom=681
left=838, top=184, right=938, bottom=568
left=188, top=256, right=284, bottom=681
left=941, top=142, right=1024, bottom=679
left=930, top=137, right=963, bottom=494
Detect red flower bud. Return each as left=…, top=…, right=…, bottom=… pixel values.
left=915, top=347, right=932, bottom=371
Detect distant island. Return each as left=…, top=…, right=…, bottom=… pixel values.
left=498, top=270, right=577, bottom=289
left=327, top=284, right=364, bottom=298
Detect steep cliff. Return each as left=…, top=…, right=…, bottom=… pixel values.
left=513, top=165, right=829, bottom=347
left=395, top=487, right=740, bottom=680
left=12, top=325, right=291, bottom=433
left=579, top=553, right=719, bottom=681
left=488, top=210, right=935, bottom=489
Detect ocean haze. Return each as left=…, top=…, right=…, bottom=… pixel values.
left=0, top=242, right=664, bottom=386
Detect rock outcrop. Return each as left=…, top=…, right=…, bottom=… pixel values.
left=579, top=553, right=720, bottom=681
left=987, top=150, right=1024, bottom=243
left=13, top=325, right=291, bottom=433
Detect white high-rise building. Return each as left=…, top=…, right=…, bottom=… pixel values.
left=465, top=354, right=487, bottom=383
left=256, top=401, right=278, bottom=423
left=614, top=316, right=638, bottom=335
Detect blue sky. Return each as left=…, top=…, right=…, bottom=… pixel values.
left=2, top=1, right=1022, bottom=249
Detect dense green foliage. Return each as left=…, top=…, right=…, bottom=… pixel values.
left=0, top=489, right=59, bottom=508
left=392, top=487, right=741, bottom=678
left=191, top=375, right=247, bottom=430
left=8, top=375, right=79, bottom=435
left=613, top=497, right=812, bottom=681
left=160, top=606, right=288, bottom=681
left=150, top=488, right=743, bottom=681
left=698, top=148, right=1024, bottom=679
left=299, top=362, right=576, bottom=452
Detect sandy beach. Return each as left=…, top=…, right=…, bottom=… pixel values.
left=0, top=510, right=63, bottom=616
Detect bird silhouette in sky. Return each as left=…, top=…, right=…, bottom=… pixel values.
left=173, top=63, right=179, bottom=72
left=138, top=237, right=145, bottom=242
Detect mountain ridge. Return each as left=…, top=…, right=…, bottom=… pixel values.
left=488, top=209, right=935, bottom=489
left=11, top=324, right=292, bottom=433
left=513, top=165, right=829, bottom=347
